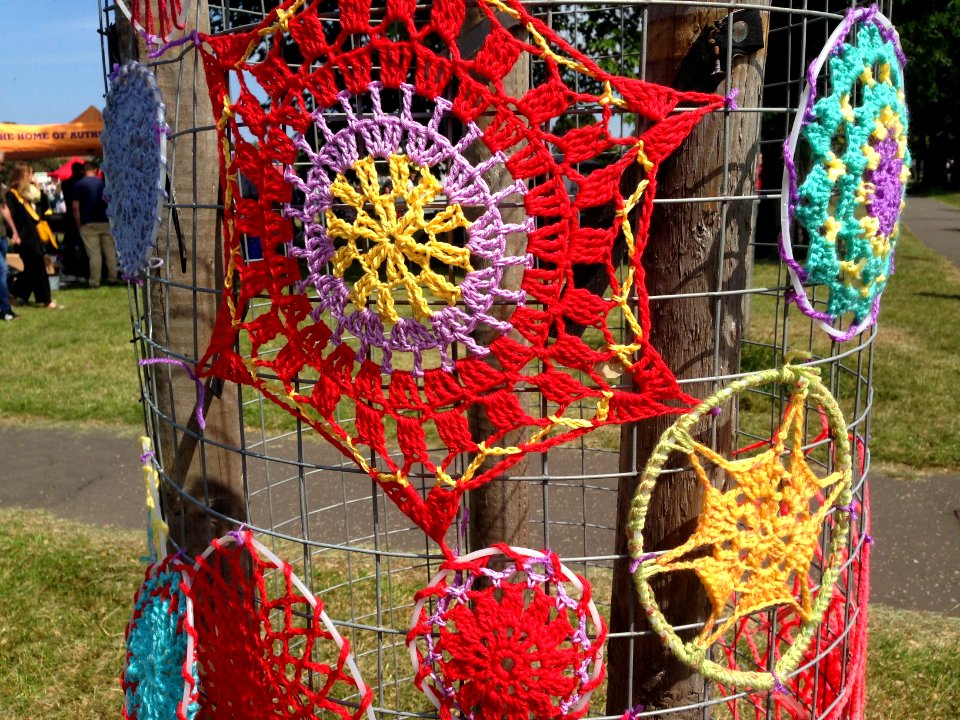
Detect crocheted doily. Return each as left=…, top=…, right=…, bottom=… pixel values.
left=408, top=545, right=606, bottom=720
left=122, top=554, right=199, bottom=720
left=717, top=465, right=871, bottom=719
left=102, top=62, right=167, bottom=280
left=781, top=7, right=910, bottom=340
left=628, top=365, right=853, bottom=690
left=187, top=530, right=374, bottom=720
left=194, top=0, right=725, bottom=550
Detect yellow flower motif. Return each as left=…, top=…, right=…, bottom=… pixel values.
left=325, top=154, right=473, bottom=323
left=648, top=392, right=845, bottom=645
left=824, top=152, right=846, bottom=182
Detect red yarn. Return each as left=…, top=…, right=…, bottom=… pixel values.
left=718, top=491, right=871, bottom=720
left=122, top=0, right=185, bottom=40
left=189, top=531, right=373, bottom=720
left=408, top=545, right=606, bottom=720
left=194, top=0, right=725, bottom=551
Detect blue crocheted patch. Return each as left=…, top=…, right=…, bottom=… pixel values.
left=123, top=559, right=198, bottom=720
left=103, top=61, right=167, bottom=279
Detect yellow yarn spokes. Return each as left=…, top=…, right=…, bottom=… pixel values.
left=325, top=154, right=473, bottom=323
left=650, top=387, right=845, bottom=647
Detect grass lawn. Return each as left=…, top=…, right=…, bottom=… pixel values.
left=0, top=284, right=142, bottom=428
left=1, top=508, right=957, bottom=720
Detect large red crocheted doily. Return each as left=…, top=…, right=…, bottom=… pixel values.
left=188, top=530, right=373, bottom=720
left=195, top=0, right=725, bottom=549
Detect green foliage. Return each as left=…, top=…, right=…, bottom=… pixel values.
left=895, top=0, right=960, bottom=187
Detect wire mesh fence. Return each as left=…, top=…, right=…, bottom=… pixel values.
left=103, top=1, right=887, bottom=717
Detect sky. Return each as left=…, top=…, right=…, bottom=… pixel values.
left=0, top=1, right=107, bottom=124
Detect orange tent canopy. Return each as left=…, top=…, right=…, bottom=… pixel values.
left=0, top=107, right=103, bottom=161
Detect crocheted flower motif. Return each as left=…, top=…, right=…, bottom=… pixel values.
left=284, top=82, right=531, bottom=376
left=102, top=61, right=167, bottom=279
left=116, top=0, right=189, bottom=42
left=195, top=0, right=724, bottom=550
left=782, top=7, right=910, bottom=341
left=628, top=366, right=854, bottom=690
left=122, top=555, right=199, bottom=720
left=409, top=546, right=606, bottom=720
left=188, top=530, right=373, bottom=720
left=717, top=493, right=870, bottom=719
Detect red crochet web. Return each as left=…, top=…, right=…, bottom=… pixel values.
left=189, top=531, right=373, bottom=720
left=717, top=480, right=871, bottom=719
left=121, top=0, right=186, bottom=41
left=408, top=545, right=607, bottom=720
left=195, top=0, right=725, bottom=549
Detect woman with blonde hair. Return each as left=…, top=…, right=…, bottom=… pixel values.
left=5, top=162, right=58, bottom=308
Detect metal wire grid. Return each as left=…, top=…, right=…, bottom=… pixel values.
left=100, top=0, right=885, bottom=717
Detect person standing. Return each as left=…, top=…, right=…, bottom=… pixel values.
left=4, top=163, right=58, bottom=309
left=60, top=161, right=89, bottom=283
left=0, top=188, right=19, bottom=320
left=72, top=161, right=118, bottom=288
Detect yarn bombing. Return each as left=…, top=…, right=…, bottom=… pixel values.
left=102, top=62, right=168, bottom=279
left=408, top=545, right=606, bottom=720
left=194, top=0, right=726, bottom=551
left=781, top=6, right=910, bottom=341
left=122, top=554, right=199, bottom=720
left=188, top=529, right=374, bottom=720
left=116, top=0, right=189, bottom=42
left=717, top=493, right=871, bottom=719
left=628, top=365, right=854, bottom=690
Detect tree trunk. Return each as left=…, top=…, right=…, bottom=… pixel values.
left=606, top=4, right=769, bottom=715
left=138, top=0, right=245, bottom=556
left=462, top=10, right=531, bottom=554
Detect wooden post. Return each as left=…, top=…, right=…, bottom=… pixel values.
left=606, top=4, right=770, bottom=714
left=461, top=9, right=531, bottom=553
left=140, top=0, right=245, bottom=556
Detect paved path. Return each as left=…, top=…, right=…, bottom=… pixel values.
left=1, top=422, right=958, bottom=617
left=903, top=194, right=960, bottom=268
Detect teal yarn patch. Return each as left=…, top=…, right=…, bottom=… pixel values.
left=122, top=557, right=199, bottom=720
left=785, top=8, right=910, bottom=338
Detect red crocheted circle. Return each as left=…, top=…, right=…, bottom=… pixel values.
left=195, top=0, right=724, bottom=548
left=188, top=531, right=373, bottom=720
left=408, top=545, right=606, bottom=720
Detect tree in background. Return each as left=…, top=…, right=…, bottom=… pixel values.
left=896, top=0, right=960, bottom=189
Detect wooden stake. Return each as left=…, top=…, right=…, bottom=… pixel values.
left=606, top=4, right=770, bottom=714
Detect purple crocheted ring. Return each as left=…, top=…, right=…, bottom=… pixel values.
left=284, top=82, right=533, bottom=375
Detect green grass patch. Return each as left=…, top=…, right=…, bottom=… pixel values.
left=0, top=509, right=141, bottom=719
left=867, top=604, right=960, bottom=720
left=0, top=285, right=141, bottom=428
left=1, top=509, right=957, bottom=719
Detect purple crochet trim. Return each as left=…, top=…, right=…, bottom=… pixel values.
left=868, top=135, right=905, bottom=237
left=139, top=358, right=206, bottom=429
left=285, top=82, right=533, bottom=376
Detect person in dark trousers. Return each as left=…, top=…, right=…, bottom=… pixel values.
left=72, top=161, right=118, bottom=288
left=4, top=163, right=59, bottom=309
left=60, top=161, right=89, bottom=282
left=0, top=188, right=19, bottom=320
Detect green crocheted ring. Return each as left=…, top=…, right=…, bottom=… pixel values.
left=783, top=7, right=910, bottom=341
left=122, top=555, right=199, bottom=720
left=627, top=365, right=853, bottom=690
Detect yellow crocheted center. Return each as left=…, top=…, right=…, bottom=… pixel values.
left=653, top=386, right=845, bottom=647
left=324, top=154, right=473, bottom=323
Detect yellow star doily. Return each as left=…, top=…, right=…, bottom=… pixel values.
left=628, top=366, right=853, bottom=690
